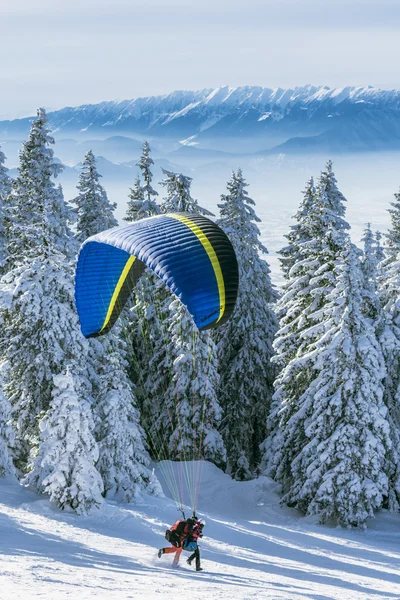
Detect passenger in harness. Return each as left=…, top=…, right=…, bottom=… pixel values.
left=186, top=519, right=204, bottom=571
left=158, top=516, right=204, bottom=571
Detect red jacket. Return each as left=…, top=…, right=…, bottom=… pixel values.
left=170, top=519, right=203, bottom=545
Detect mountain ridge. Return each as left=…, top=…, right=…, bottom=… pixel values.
left=2, top=85, right=400, bottom=153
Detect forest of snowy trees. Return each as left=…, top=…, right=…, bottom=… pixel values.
left=1, top=108, right=400, bottom=527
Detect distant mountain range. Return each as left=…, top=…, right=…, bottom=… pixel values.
left=2, top=85, right=400, bottom=154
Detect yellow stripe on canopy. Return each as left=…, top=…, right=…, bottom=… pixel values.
left=100, top=255, right=136, bottom=332
left=168, top=214, right=226, bottom=323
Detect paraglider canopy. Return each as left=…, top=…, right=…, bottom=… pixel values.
left=75, top=212, right=239, bottom=338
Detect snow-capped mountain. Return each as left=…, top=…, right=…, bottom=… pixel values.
left=2, top=85, right=400, bottom=153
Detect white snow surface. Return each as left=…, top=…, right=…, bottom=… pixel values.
left=1, top=461, right=400, bottom=599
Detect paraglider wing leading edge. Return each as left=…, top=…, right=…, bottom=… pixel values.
left=75, top=213, right=239, bottom=338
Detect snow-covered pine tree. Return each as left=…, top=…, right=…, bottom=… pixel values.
left=0, top=367, right=15, bottom=478
left=279, top=177, right=316, bottom=279
left=0, top=110, right=102, bottom=514
left=281, top=241, right=391, bottom=527
left=124, top=168, right=164, bottom=407
left=215, top=169, right=277, bottom=480
left=265, top=177, right=319, bottom=376
left=125, top=177, right=146, bottom=222
left=128, top=273, right=170, bottom=441
left=136, top=173, right=225, bottom=468
left=95, top=325, right=157, bottom=501
left=0, top=147, right=11, bottom=274
left=5, top=108, right=63, bottom=269
left=25, top=369, right=103, bottom=514
left=386, top=187, right=400, bottom=258
left=361, top=223, right=382, bottom=322
left=125, top=142, right=160, bottom=222
left=134, top=164, right=214, bottom=412
left=170, top=301, right=225, bottom=467
left=147, top=299, right=226, bottom=468
left=378, top=190, right=400, bottom=360
left=375, top=231, right=386, bottom=266
left=124, top=166, right=163, bottom=399
left=378, top=187, right=400, bottom=359
left=136, top=141, right=160, bottom=217
left=376, top=188, right=400, bottom=509
left=134, top=166, right=212, bottom=408
left=361, top=224, right=377, bottom=287
left=74, top=150, right=118, bottom=243
left=49, top=183, right=77, bottom=259
left=73, top=157, right=158, bottom=500
left=134, top=284, right=172, bottom=458
left=0, top=241, right=98, bottom=475
left=160, top=168, right=214, bottom=215
left=0, top=146, right=10, bottom=197
left=263, top=161, right=350, bottom=485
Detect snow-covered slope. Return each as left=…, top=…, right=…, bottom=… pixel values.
left=1, top=461, right=400, bottom=599
left=2, top=85, right=400, bottom=153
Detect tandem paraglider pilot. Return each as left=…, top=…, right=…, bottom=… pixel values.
left=74, top=213, right=238, bottom=577
left=158, top=516, right=205, bottom=571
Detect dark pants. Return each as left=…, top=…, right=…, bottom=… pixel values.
left=188, top=547, right=200, bottom=569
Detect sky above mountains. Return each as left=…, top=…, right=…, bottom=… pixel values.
left=1, top=0, right=400, bottom=119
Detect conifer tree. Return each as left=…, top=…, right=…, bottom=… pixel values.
left=74, top=150, right=118, bottom=243
left=125, top=177, right=146, bottom=222
left=279, top=242, right=391, bottom=527
left=25, top=370, right=103, bottom=514
left=378, top=189, right=400, bottom=415
left=124, top=197, right=165, bottom=410
left=361, top=224, right=377, bottom=287
left=132, top=167, right=210, bottom=404
left=215, top=169, right=277, bottom=479
left=0, top=146, right=10, bottom=197
left=375, top=231, right=386, bottom=266
left=0, top=369, right=15, bottom=478
left=125, top=142, right=160, bottom=222
left=386, top=188, right=400, bottom=257
left=272, top=164, right=348, bottom=392
left=361, top=223, right=382, bottom=322
left=132, top=165, right=212, bottom=418
left=50, top=183, right=77, bottom=259
left=377, top=188, right=400, bottom=508
left=95, top=326, right=157, bottom=501
left=129, top=273, right=170, bottom=437
left=0, top=147, right=11, bottom=273
left=0, top=258, right=93, bottom=471
left=362, top=224, right=400, bottom=510
left=263, top=161, right=350, bottom=486
left=5, top=108, right=64, bottom=267
left=135, top=172, right=225, bottom=467
left=267, top=178, right=319, bottom=377
left=280, top=177, right=316, bottom=279
left=147, top=300, right=225, bottom=468
left=160, top=169, right=213, bottom=215
left=0, top=111, right=102, bottom=513
left=137, top=141, right=160, bottom=215
left=74, top=157, right=157, bottom=499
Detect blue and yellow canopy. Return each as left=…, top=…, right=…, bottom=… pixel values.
left=75, top=213, right=239, bottom=338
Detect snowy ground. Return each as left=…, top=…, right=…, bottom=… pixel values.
left=1, top=462, right=400, bottom=600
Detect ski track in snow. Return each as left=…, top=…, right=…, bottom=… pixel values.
left=0, top=462, right=400, bottom=600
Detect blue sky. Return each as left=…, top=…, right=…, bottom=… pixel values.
left=1, top=0, right=399, bottom=119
